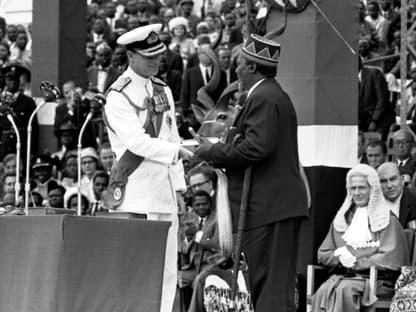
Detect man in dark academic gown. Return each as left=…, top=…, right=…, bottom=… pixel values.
left=194, top=34, right=308, bottom=311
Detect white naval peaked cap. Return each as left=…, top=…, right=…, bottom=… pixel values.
left=117, top=23, right=166, bottom=57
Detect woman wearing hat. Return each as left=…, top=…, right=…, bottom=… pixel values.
left=60, top=150, right=78, bottom=190
left=51, top=120, right=78, bottom=161
left=80, top=147, right=99, bottom=201
left=168, top=16, right=196, bottom=68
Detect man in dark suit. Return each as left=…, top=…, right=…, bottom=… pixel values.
left=359, top=59, right=395, bottom=140
left=87, top=43, right=121, bottom=94
left=378, top=162, right=416, bottom=227
left=0, top=64, right=38, bottom=159
left=195, top=34, right=308, bottom=311
left=220, top=12, right=243, bottom=49
left=158, top=31, right=184, bottom=74
left=54, top=81, right=96, bottom=149
left=179, top=190, right=219, bottom=309
left=218, top=46, right=237, bottom=85
left=392, top=129, right=416, bottom=184
left=180, top=46, right=227, bottom=111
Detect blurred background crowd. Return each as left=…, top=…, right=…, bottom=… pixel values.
left=0, top=0, right=415, bottom=309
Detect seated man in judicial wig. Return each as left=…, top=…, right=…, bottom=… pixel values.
left=311, top=164, right=409, bottom=312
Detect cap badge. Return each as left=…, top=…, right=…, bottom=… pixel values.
left=147, top=31, right=159, bottom=45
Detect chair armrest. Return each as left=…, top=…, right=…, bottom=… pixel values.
left=369, top=266, right=378, bottom=298
left=307, top=265, right=327, bottom=294
left=306, top=265, right=329, bottom=312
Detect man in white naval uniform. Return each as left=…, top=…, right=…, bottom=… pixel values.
left=104, top=24, right=192, bottom=312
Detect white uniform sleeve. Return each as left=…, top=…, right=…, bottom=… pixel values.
left=164, top=86, right=187, bottom=191
left=165, top=86, right=181, bottom=144
left=105, top=90, right=179, bottom=164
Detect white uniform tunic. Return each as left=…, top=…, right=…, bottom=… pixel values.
left=105, top=66, right=186, bottom=312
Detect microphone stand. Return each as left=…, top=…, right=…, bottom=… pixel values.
left=7, top=115, right=21, bottom=209
left=77, top=111, right=94, bottom=216
left=76, top=92, right=105, bottom=216
left=24, top=81, right=60, bottom=213
left=24, top=104, right=45, bottom=214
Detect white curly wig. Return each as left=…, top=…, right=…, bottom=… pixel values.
left=333, top=164, right=390, bottom=233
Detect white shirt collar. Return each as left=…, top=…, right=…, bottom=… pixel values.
left=199, top=64, right=212, bottom=85
left=398, top=158, right=409, bottom=166
left=247, top=78, right=266, bottom=99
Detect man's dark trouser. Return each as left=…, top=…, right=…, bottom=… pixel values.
left=242, top=217, right=302, bottom=312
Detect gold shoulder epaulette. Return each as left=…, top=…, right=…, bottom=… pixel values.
left=150, top=77, right=167, bottom=87
left=110, top=77, right=132, bottom=92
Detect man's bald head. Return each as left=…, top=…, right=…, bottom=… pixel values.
left=377, top=162, right=404, bottom=201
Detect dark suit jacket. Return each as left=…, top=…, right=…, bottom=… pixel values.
left=0, top=93, right=38, bottom=157
left=167, top=70, right=182, bottom=102
left=181, top=212, right=219, bottom=271
left=180, top=65, right=228, bottom=110
left=156, top=70, right=182, bottom=102
left=229, top=27, right=244, bottom=48
left=166, top=49, right=183, bottom=74
left=186, top=53, right=200, bottom=71
left=359, top=66, right=395, bottom=132
left=196, top=78, right=308, bottom=230
left=87, top=65, right=121, bottom=93
left=398, top=158, right=416, bottom=181
left=399, top=188, right=416, bottom=227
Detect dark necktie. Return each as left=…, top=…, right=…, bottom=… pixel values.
left=199, top=218, right=204, bottom=230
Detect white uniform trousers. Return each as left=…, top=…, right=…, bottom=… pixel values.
left=147, top=212, right=178, bottom=312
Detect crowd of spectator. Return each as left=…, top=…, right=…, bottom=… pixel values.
left=2, top=0, right=416, bottom=309
left=0, top=0, right=251, bottom=308
left=358, top=0, right=416, bottom=192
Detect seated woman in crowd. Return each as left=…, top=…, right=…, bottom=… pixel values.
left=60, top=150, right=78, bottom=189
left=311, top=164, right=409, bottom=312
left=80, top=147, right=99, bottom=201
left=64, top=188, right=90, bottom=215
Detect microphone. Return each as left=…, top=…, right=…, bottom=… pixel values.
left=39, top=81, right=61, bottom=101
left=24, top=81, right=61, bottom=214
left=89, top=93, right=106, bottom=112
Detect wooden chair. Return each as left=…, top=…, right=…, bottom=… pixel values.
left=306, top=229, right=415, bottom=312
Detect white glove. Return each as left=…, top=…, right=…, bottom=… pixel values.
left=335, top=246, right=357, bottom=268
left=339, top=254, right=357, bottom=268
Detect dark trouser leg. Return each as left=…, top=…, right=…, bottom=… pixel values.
left=242, top=218, right=302, bottom=312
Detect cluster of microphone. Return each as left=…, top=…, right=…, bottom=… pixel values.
left=0, top=81, right=106, bottom=215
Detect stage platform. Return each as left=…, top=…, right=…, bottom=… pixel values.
left=0, top=215, right=170, bottom=312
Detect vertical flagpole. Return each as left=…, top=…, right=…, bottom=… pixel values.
left=245, top=0, right=253, bottom=35
left=400, top=0, right=408, bottom=128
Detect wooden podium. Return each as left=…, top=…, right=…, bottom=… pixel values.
left=0, top=215, right=169, bottom=312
